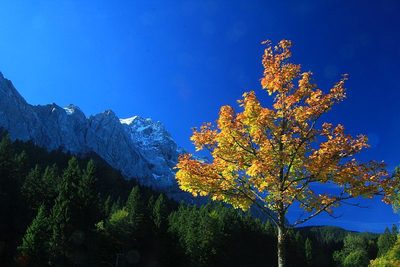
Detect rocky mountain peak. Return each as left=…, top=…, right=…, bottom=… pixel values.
left=0, top=72, right=28, bottom=105
left=0, top=72, right=182, bottom=193
left=64, top=104, right=84, bottom=115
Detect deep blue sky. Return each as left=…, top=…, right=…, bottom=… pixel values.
left=1, top=0, right=399, bottom=232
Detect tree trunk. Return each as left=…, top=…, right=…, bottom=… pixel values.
left=277, top=224, right=286, bottom=267
left=277, top=208, right=286, bottom=267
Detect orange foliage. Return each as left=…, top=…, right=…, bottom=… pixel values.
left=176, top=40, right=399, bottom=225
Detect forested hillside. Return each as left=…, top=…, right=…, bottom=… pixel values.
left=0, top=130, right=397, bottom=267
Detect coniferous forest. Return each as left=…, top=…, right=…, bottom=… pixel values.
left=0, top=129, right=399, bottom=267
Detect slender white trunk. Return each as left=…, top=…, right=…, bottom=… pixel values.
left=277, top=208, right=286, bottom=267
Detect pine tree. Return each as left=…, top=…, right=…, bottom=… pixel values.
left=334, top=234, right=369, bottom=267
left=147, top=195, right=155, bottom=231
left=41, top=165, right=59, bottom=209
left=377, top=226, right=398, bottom=256
left=168, top=204, right=222, bottom=266
left=49, top=158, right=102, bottom=266
left=125, top=186, right=144, bottom=231
left=49, top=157, right=83, bottom=266
left=305, top=238, right=313, bottom=266
left=0, top=134, right=23, bottom=263
left=103, top=195, right=113, bottom=218
left=21, top=165, right=44, bottom=211
left=110, top=196, right=122, bottom=215
left=152, top=194, right=168, bottom=231
left=147, top=195, right=155, bottom=213
left=78, top=160, right=100, bottom=228
left=0, top=134, right=14, bottom=175
left=0, top=134, right=16, bottom=211
left=392, top=224, right=398, bottom=236
left=18, top=205, right=50, bottom=266
left=263, top=220, right=276, bottom=236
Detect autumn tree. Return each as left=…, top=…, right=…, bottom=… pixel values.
left=175, top=40, right=399, bottom=267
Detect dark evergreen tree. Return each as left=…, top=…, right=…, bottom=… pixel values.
left=0, top=134, right=26, bottom=264
left=168, top=204, right=224, bottom=267
left=147, top=195, right=155, bottom=215
left=49, top=157, right=87, bottom=266
left=125, top=186, right=145, bottom=232
left=377, top=226, right=397, bottom=256
left=17, top=205, right=50, bottom=267
left=110, top=196, right=122, bottom=215
left=333, top=234, right=370, bottom=267
left=41, top=165, right=60, bottom=209
left=305, top=238, right=313, bottom=267
left=103, top=195, right=113, bottom=219
left=78, top=160, right=100, bottom=228
left=152, top=194, right=168, bottom=231
left=21, top=165, right=44, bottom=211
left=263, top=220, right=276, bottom=236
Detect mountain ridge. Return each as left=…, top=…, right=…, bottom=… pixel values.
left=0, top=72, right=181, bottom=193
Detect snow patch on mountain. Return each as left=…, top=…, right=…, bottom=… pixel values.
left=120, top=116, right=179, bottom=188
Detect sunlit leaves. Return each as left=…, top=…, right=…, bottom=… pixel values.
left=175, top=40, right=398, bottom=225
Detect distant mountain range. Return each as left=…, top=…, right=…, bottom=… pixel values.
left=0, top=72, right=183, bottom=195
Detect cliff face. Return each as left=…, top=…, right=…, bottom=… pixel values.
left=0, top=72, right=180, bottom=191
left=0, top=72, right=42, bottom=142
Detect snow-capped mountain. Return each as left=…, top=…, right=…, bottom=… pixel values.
left=120, top=116, right=179, bottom=188
left=0, top=72, right=180, bottom=191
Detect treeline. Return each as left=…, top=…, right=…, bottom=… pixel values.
left=0, top=131, right=398, bottom=266
left=333, top=226, right=398, bottom=267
